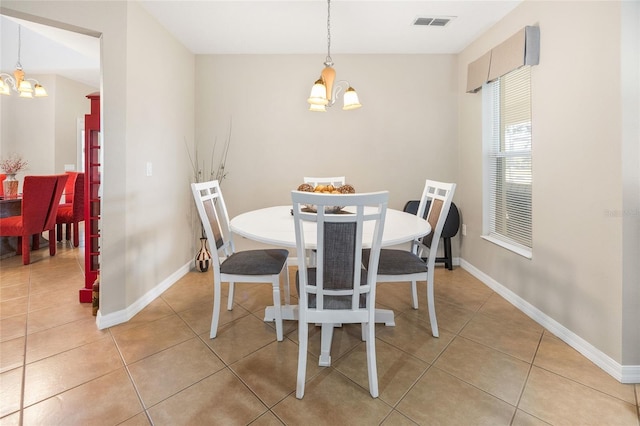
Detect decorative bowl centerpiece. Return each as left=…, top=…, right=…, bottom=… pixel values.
left=296, top=183, right=356, bottom=213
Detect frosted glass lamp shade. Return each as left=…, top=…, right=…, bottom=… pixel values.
left=342, top=87, right=362, bottom=110
left=307, top=79, right=329, bottom=106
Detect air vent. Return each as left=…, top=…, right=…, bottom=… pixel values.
left=413, top=16, right=454, bottom=27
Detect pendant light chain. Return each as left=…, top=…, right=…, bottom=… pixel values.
left=324, top=0, right=333, bottom=66
left=16, top=25, right=23, bottom=70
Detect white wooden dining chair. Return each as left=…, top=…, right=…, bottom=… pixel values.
left=292, top=190, right=388, bottom=399
left=303, top=176, right=346, bottom=188
left=363, top=179, right=456, bottom=338
left=191, top=180, right=290, bottom=341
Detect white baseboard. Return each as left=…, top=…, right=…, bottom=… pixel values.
left=460, top=258, right=640, bottom=384
left=96, top=261, right=192, bottom=330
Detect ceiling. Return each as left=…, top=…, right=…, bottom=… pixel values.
left=1, top=1, right=522, bottom=88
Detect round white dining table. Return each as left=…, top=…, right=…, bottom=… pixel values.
left=229, top=205, right=432, bottom=336
left=230, top=205, right=431, bottom=249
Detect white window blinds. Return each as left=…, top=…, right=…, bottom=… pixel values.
left=484, top=66, right=532, bottom=253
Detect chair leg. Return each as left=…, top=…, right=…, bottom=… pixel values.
left=283, top=266, right=291, bottom=305
left=318, top=323, right=334, bottom=366
left=272, top=275, right=283, bottom=341
left=296, top=321, right=308, bottom=399
left=210, top=279, right=222, bottom=339
left=21, top=236, right=30, bottom=265
left=410, top=279, right=419, bottom=309
left=227, top=282, right=235, bottom=311
left=427, top=271, right=439, bottom=338
left=73, top=222, right=80, bottom=247
left=56, top=223, right=63, bottom=242
left=444, top=237, right=453, bottom=270
left=366, top=319, right=379, bottom=398
left=48, top=229, right=56, bottom=256
left=32, top=234, right=40, bottom=250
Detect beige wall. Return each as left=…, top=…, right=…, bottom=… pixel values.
left=54, top=75, right=98, bottom=172
left=457, top=0, right=639, bottom=367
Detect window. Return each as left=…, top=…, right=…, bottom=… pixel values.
left=482, top=66, right=532, bottom=258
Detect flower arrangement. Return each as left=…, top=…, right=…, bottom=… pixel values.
left=0, top=154, right=28, bottom=175
left=186, top=118, right=232, bottom=184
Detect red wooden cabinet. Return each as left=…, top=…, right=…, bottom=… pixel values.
left=80, top=92, right=101, bottom=303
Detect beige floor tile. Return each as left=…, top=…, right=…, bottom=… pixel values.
left=233, top=283, right=285, bottom=315
left=434, top=336, right=530, bottom=405
left=511, top=409, right=552, bottom=426
left=534, top=333, right=637, bottom=404
left=519, top=366, right=639, bottom=425
left=178, top=297, right=252, bottom=336
left=118, top=412, right=153, bottom=426
left=404, top=298, right=476, bottom=335
left=201, top=314, right=280, bottom=364
left=23, top=335, right=123, bottom=407
left=250, top=411, right=285, bottom=425
left=25, top=316, right=109, bottom=363
left=230, top=338, right=319, bottom=408
left=22, top=368, right=143, bottom=426
left=26, top=285, right=81, bottom=312
left=0, top=296, right=28, bottom=318
left=478, top=293, right=544, bottom=333
left=111, top=314, right=195, bottom=364
left=459, top=312, right=542, bottom=362
left=0, top=283, right=28, bottom=302
left=0, top=410, right=21, bottom=425
left=396, top=366, right=515, bottom=425
left=380, top=410, right=420, bottom=425
left=272, top=369, right=393, bottom=425
left=147, top=369, right=268, bottom=425
left=0, top=336, right=24, bottom=373
left=128, top=337, right=225, bottom=407
left=334, top=339, right=429, bottom=406
left=0, top=314, right=26, bottom=342
left=160, top=273, right=217, bottom=313
left=0, top=367, right=22, bottom=418
left=376, top=314, right=454, bottom=363
left=26, top=301, right=93, bottom=335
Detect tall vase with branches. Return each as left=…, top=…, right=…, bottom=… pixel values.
left=187, top=119, right=233, bottom=272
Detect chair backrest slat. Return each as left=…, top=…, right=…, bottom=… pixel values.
left=303, top=176, right=346, bottom=188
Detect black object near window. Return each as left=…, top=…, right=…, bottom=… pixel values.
left=403, top=200, right=460, bottom=270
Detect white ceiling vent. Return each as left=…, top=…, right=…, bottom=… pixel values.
left=413, top=16, right=455, bottom=27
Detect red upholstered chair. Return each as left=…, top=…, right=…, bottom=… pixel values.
left=56, top=172, right=84, bottom=247
left=0, top=175, right=64, bottom=264
left=0, top=173, right=6, bottom=196
left=41, top=174, right=69, bottom=257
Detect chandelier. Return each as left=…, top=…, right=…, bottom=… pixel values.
left=0, top=25, right=48, bottom=98
left=307, top=0, right=361, bottom=112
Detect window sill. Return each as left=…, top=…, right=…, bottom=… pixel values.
left=481, top=235, right=532, bottom=259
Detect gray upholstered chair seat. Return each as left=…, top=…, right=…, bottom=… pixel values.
left=221, top=249, right=289, bottom=275
left=362, top=248, right=427, bottom=275
left=295, top=268, right=368, bottom=309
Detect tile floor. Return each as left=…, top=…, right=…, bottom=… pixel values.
left=1, top=242, right=639, bottom=425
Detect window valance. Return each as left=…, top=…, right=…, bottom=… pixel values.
left=466, top=26, right=540, bottom=93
